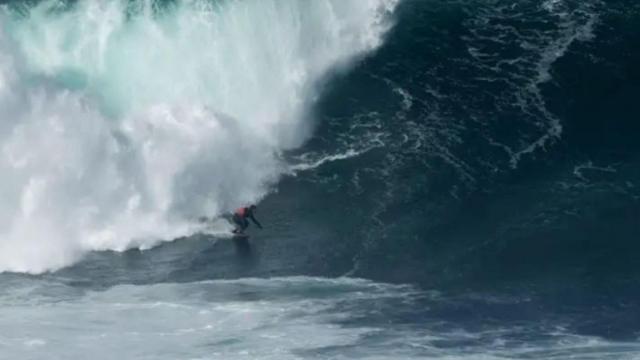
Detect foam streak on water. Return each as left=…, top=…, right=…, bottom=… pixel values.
left=0, top=0, right=398, bottom=273
left=1, top=276, right=638, bottom=360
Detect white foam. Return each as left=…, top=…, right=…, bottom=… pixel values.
left=0, top=0, right=399, bottom=273
left=0, top=277, right=415, bottom=359
left=507, top=2, right=600, bottom=168
left=573, top=161, right=617, bottom=182
left=288, top=148, right=369, bottom=173
left=2, top=276, right=638, bottom=359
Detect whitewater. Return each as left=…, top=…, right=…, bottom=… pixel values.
left=0, top=0, right=398, bottom=273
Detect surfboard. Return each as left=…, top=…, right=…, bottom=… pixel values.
left=232, top=231, right=250, bottom=239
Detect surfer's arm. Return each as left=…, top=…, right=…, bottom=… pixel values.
left=249, top=215, right=263, bottom=229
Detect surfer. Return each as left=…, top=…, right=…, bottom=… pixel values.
left=232, top=205, right=263, bottom=235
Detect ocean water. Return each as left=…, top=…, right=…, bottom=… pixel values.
left=1, top=0, right=639, bottom=359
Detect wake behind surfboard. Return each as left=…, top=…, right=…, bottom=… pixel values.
left=231, top=231, right=250, bottom=239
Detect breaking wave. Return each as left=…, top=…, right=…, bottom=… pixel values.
left=0, top=0, right=398, bottom=273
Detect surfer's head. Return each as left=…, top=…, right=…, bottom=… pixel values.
left=249, top=204, right=257, bottom=211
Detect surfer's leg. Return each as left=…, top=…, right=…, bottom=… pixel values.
left=240, top=218, right=249, bottom=232
left=232, top=214, right=244, bottom=233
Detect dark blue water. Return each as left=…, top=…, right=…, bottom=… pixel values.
left=296, top=0, right=640, bottom=289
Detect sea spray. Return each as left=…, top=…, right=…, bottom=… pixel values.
left=0, top=0, right=398, bottom=273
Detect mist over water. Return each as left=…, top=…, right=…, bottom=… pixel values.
left=0, top=0, right=398, bottom=273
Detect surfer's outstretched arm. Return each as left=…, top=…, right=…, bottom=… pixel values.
left=249, top=215, right=263, bottom=229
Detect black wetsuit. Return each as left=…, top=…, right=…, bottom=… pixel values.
left=232, top=207, right=262, bottom=233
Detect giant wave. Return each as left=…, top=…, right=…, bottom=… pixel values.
left=0, top=0, right=398, bottom=273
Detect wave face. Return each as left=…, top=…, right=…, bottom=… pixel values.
left=282, top=0, right=640, bottom=289
left=1, top=0, right=638, bottom=292
left=0, top=0, right=398, bottom=273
